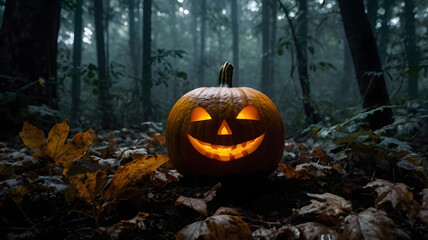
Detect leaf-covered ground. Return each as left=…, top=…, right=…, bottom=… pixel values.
left=1, top=101, right=428, bottom=239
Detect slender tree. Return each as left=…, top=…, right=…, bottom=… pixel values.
left=270, top=0, right=277, bottom=91
left=338, top=0, right=393, bottom=129
left=71, top=0, right=83, bottom=120
left=94, top=0, right=112, bottom=128
left=142, top=0, right=153, bottom=120
left=404, top=0, right=418, bottom=98
left=191, top=0, right=199, bottom=69
left=365, top=0, right=378, bottom=33
left=378, top=0, right=394, bottom=63
left=0, top=0, right=61, bottom=139
left=261, top=0, right=272, bottom=96
left=128, top=0, right=139, bottom=80
left=279, top=0, right=320, bottom=124
left=231, top=0, right=240, bottom=86
left=198, top=0, right=207, bottom=86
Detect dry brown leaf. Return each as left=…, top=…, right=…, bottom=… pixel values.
left=214, top=207, right=240, bottom=216
left=150, top=132, right=166, bottom=145
left=307, top=193, right=352, bottom=212
left=253, top=227, right=275, bottom=239
left=19, top=119, right=94, bottom=174
left=150, top=169, right=181, bottom=187
left=339, top=207, right=395, bottom=240
left=276, top=164, right=310, bottom=180
left=420, top=188, right=428, bottom=209
left=175, top=196, right=208, bottom=216
left=365, top=179, right=420, bottom=216
left=297, top=222, right=338, bottom=240
left=277, top=225, right=300, bottom=239
left=69, top=170, right=106, bottom=203
left=293, top=193, right=351, bottom=225
left=204, top=182, right=222, bottom=202
left=98, top=212, right=148, bottom=240
left=295, top=162, right=333, bottom=178
left=103, top=154, right=169, bottom=199
left=176, top=215, right=252, bottom=240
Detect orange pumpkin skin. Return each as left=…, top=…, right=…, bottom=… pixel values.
left=166, top=66, right=284, bottom=177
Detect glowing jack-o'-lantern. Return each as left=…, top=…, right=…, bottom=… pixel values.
left=166, top=62, right=284, bottom=177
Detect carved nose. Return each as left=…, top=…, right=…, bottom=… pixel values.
left=217, top=120, right=232, bottom=135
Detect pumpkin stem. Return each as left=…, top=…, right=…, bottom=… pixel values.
left=218, top=61, right=234, bottom=87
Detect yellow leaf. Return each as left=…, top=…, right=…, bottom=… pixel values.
left=45, top=118, right=69, bottom=160
left=19, top=119, right=95, bottom=175
left=19, top=122, right=46, bottom=158
left=103, top=154, right=170, bottom=200
left=69, top=170, right=106, bottom=203
left=55, top=130, right=95, bottom=174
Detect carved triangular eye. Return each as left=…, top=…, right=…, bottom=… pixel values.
left=191, top=107, right=212, bottom=122
left=236, top=106, right=260, bottom=120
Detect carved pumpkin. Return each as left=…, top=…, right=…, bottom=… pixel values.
left=166, top=62, right=284, bottom=177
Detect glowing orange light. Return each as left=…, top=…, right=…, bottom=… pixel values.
left=217, top=120, right=232, bottom=135
left=186, top=133, right=265, bottom=161
left=236, top=106, right=260, bottom=120
left=191, top=107, right=212, bottom=122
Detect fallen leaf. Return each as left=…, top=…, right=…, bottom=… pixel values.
left=307, top=193, right=352, bottom=211
left=175, top=196, right=208, bottom=216
left=98, top=212, right=148, bottom=240
left=19, top=122, right=47, bottom=159
left=150, top=169, right=181, bottom=187
left=214, top=207, right=240, bottom=216
left=293, top=193, right=351, bottom=225
left=339, top=208, right=395, bottom=240
left=69, top=169, right=106, bottom=203
left=45, top=118, right=69, bottom=160
left=276, top=164, right=310, bottom=180
left=204, top=182, right=222, bottom=202
left=55, top=129, right=95, bottom=174
left=150, top=132, right=165, bottom=145
left=253, top=227, right=275, bottom=239
left=420, top=188, right=428, bottom=209
left=103, top=154, right=169, bottom=199
left=19, top=119, right=94, bottom=174
left=176, top=215, right=252, bottom=240
left=295, top=162, right=333, bottom=178
left=365, top=179, right=420, bottom=216
left=297, top=222, right=338, bottom=240
left=276, top=225, right=300, bottom=239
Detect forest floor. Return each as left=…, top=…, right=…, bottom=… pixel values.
left=1, top=102, right=428, bottom=240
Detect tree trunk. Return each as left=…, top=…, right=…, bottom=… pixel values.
left=404, top=0, right=418, bottom=98
left=338, top=0, right=393, bottom=129
left=378, top=0, right=393, bottom=64
left=339, top=38, right=354, bottom=101
left=191, top=0, right=199, bottom=70
left=128, top=0, right=138, bottom=81
left=142, top=0, right=152, bottom=121
left=231, top=0, right=239, bottom=86
left=198, top=0, right=207, bottom=87
left=261, top=0, right=271, bottom=96
left=94, top=0, right=111, bottom=128
left=270, top=0, right=277, bottom=92
left=0, top=0, right=61, bottom=140
left=364, top=0, right=378, bottom=33
left=71, top=0, right=83, bottom=121
left=279, top=0, right=320, bottom=124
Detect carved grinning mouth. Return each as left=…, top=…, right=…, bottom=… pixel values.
left=186, top=133, right=265, bottom=161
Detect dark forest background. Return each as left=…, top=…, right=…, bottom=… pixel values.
left=0, top=0, right=427, bottom=137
